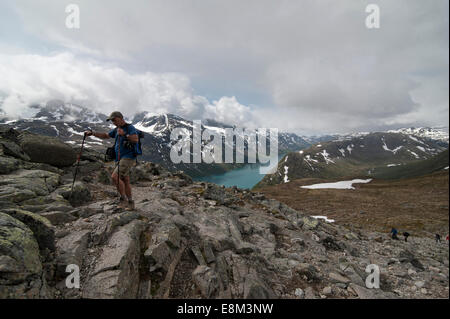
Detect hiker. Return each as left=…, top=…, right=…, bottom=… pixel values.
left=403, top=232, right=410, bottom=242
left=85, top=111, right=138, bottom=209
left=390, top=228, right=399, bottom=240
left=435, top=234, right=441, bottom=243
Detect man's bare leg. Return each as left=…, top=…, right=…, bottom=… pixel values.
left=123, top=176, right=135, bottom=209
left=123, top=176, right=132, bottom=200
left=111, top=173, right=126, bottom=198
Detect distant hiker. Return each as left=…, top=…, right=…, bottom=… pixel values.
left=403, top=232, right=410, bottom=242
left=446, top=234, right=449, bottom=242
left=85, top=111, right=138, bottom=210
left=435, top=234, right=441, bottom=243
left=391, top=228, right=399, bottom=240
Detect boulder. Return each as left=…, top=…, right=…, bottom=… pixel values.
left=2, top=208, right=55, bottom=260
left=0, top=212, right=42, bottom=279
left=0, top=139, right=30, bottom=161
left=1, top=169, right=60, bottom=197
left=40, top=211, right=77, bottom=225
left=0, top=156, right=21, bottom=174
left=56, top=182, right=91, bottom=206
left=18, top=132, right=76, bottom=167
left=0, top=212, right=50, bottom=298
left=22, top=161, right=63, bottom=174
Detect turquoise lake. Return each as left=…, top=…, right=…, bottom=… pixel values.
left=193, top=163, right=272, bottom=189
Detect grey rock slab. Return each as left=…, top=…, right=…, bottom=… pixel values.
left=55, top=229, right=91, bottom=279
left=83, top=220, right=145, bottom=298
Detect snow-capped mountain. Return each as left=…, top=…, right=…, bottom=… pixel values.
left=256, top=131, right=448, bottom=187
left=129, top=112, right=310, bottom=176
left=26, top=100, right=107, bottom=123
left=305, top=127, right=449, bottom=146
left=0, top=103, right=310, bottom=177
left=1, top=101, right=112, bottom=151
left=387, top=127, right=449, bottom=144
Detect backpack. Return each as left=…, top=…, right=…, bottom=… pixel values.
left=121, top=123, right=144, bottom=157
left=134, top=128, right=144, bottom=156
left=104, top=124, right=144, bottom=162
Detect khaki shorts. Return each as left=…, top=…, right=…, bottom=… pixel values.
left=113, top=158, right=135, bottom=178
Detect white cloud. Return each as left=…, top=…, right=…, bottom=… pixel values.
left=1, top=0, right=448, bottom=134
left=205, top=96, right=255, bottom=128
left=0, top=52, right=256, bottom=127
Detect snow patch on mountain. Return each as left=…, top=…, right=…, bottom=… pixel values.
left=416, top=146, right=426, bottom=153
left=407, top=150, right=420, bottom=159
left=301, top=179, right=372, bottom=190
left=67, top=127, right=85, bottom=136
left=51, top=125, right=59, bottom=136
left=319, top=150, right=335, bottom=164
left=381, top=137, right=403, bottom=154
left=283, top=165, right=289, bottom=183
left=311, top=216, right=335, bottom=223
left=346, top=144, right=353, bottom=154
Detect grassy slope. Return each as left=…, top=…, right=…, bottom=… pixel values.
left=371, top=149, right=449, bottom=180
left=256, top=171, right=449, bottom=236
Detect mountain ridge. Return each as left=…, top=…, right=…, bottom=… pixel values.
left=255, top=132, right=448, bottom=188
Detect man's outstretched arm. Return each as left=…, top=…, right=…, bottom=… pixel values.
left=84, top=130, right=110, bottom=139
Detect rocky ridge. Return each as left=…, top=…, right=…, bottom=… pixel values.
left=0, top=127, right=448, bottom=299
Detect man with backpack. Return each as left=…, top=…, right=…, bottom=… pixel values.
left=85, top=111, right=139, bottom=210
left=435, top=234, right=441, bottom=244
left=390, top=228, right=399, bottom=240
left=403, top=232, right=410, bottom=242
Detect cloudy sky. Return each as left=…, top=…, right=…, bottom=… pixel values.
left=0, top=0, right=448, bottom=135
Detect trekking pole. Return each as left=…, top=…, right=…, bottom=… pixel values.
left=71, top=131, right=88, bottom=197
left=117, top=135, right=121, bottom=197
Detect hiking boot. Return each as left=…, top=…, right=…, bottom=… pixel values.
left=125, top=200, right=135, bottom=211
left=112, top=196, right=127, bottom=205
left=117, top=199, right=128, bottom=209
